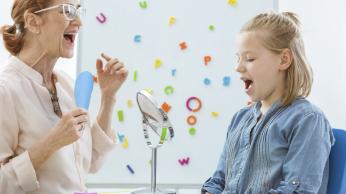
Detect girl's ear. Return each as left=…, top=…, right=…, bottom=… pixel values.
left=279, top=48, right=293, bottom=70
left=24, top=10, right=43, bottom=34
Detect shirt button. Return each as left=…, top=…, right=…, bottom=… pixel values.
left=292, top=180, right=299, bottom=185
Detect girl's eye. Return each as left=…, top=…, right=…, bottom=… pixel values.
left=247, top=58, right=255, bottom=62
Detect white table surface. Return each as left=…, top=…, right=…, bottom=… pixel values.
left=86, top=188, right=200, bottom=194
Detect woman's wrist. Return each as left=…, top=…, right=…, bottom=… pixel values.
left=28, top=133, right=59, bottom=171
left=101, top=93, right=116, bottom=106
left=96, top=93, right=117, bottom=133
left=45, top=130, right=63, bottom=151
left=100, top=94, right=116, bottom=115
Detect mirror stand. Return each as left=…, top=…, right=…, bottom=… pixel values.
left=133, top=90, right=176, bottom=194
left=132, top=148, right=175, bottom=194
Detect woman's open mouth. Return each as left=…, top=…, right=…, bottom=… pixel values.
left=63, top=33, right=76, bottom=46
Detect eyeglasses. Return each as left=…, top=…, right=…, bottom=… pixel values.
left=34, top=4, right=85, bottom=21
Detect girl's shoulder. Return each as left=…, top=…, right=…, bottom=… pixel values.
left=280, top=98, right=334, bottom=145
left=285, top=98, right=326, bottom=118
left=277, top=98, right=332, bottom=137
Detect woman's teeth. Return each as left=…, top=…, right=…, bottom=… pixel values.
left=64, top=33, right=75, bottom=43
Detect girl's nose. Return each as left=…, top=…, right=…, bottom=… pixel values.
left=235, top=62, right=245, bottom=73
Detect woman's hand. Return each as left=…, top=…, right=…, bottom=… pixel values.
left=50, top=108, right=88, bottom=149
left=28, top=108, right=88, bottom=171
left=96, top=53, right=128, bottom=99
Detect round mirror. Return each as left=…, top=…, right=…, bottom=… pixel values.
left=136, top=90, right=174, bottom=148
left=134, top=90, right=176, bottom=194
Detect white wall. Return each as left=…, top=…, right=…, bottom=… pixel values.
left=279, top=0, right=346, bottom=129
left=0, top=0, right=12, bottom=66
left=0, top=1, right=77, bottom=78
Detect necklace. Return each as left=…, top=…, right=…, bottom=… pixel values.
left=48, top=75, right=62, bottom=117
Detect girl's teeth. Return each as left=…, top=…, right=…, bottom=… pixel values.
left=245, top=80, right=253, bottom=89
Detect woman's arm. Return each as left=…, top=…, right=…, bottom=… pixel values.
left=96, top=95, right=116, bottom=137
left=1, top=99, right=87, bottom=194
left=0, top=84, right=38, bottom=193
left=88, top=53, right=128, bottom=173
left=27, top=133, right=58, bottom=171
left=28, top=108, right=88, bottom=171
left=95, top=53, right=128, bottom=134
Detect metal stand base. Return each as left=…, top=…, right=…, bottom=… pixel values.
left=131, top=188, right=176, bottom=194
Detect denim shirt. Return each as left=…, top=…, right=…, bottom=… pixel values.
left=202, top=98, right=335, bottom=194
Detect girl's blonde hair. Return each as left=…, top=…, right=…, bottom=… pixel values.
left=241, top=11, right=313, bottom=106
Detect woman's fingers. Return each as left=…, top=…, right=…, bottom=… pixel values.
left=101, top=53, right=123, bottom=73
left=114, top=67, right=129, bottom=78
left=75, top=114, right=89, bottom=125
left=110, top=62, right=125, bottom=75
left=96, top=59, right=104, bottom=73
left=70, top=108, right=88, bottom=117
left=101, top=53, right=112, bottom=61
left=106, top=59, right=120, bottom=73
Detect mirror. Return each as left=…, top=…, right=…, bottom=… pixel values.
left=137, top=90, right=174, bottom=148
left=132, top=90, right=176, bottom=194
left=74, top=71, right=94, bottom=110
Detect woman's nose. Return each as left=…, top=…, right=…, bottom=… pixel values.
left=72, top=16, right=83, bottom=27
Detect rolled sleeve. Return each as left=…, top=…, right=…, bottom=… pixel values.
left=1, top=84, right=39, bottom=193
left=269, top=181, right=300, bottom=194
left=11, top=151, right=39, bottom=191
left=202, top=177, right=225, bottom=194
left=89, top=121, right=116, bottom=173
left=91, top=121, right=116, bottom=152
left=1, top=152, right=39, bottom=193
left=201, top=153, right=226, bottom=194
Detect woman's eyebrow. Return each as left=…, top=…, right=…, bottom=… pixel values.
left=65, top=2, right=81, bottom=8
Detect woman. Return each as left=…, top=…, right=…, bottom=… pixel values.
left=0, top=0, right=128, bottom=193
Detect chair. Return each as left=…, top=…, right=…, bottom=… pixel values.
left=327, top=128, right=346, bottom=194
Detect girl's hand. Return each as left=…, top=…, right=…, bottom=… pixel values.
left=96, top=53, right=128, bottom=98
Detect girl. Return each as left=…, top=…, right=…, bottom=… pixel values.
left=201, top=11, right=334, bottom=194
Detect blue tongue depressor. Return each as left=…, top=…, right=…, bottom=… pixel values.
left=74, top=71, right=94, bottom=110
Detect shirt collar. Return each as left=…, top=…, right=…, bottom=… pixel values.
left=252, top=100, right=284, bottom=120
left=9, top=56, right=44, bottom=85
